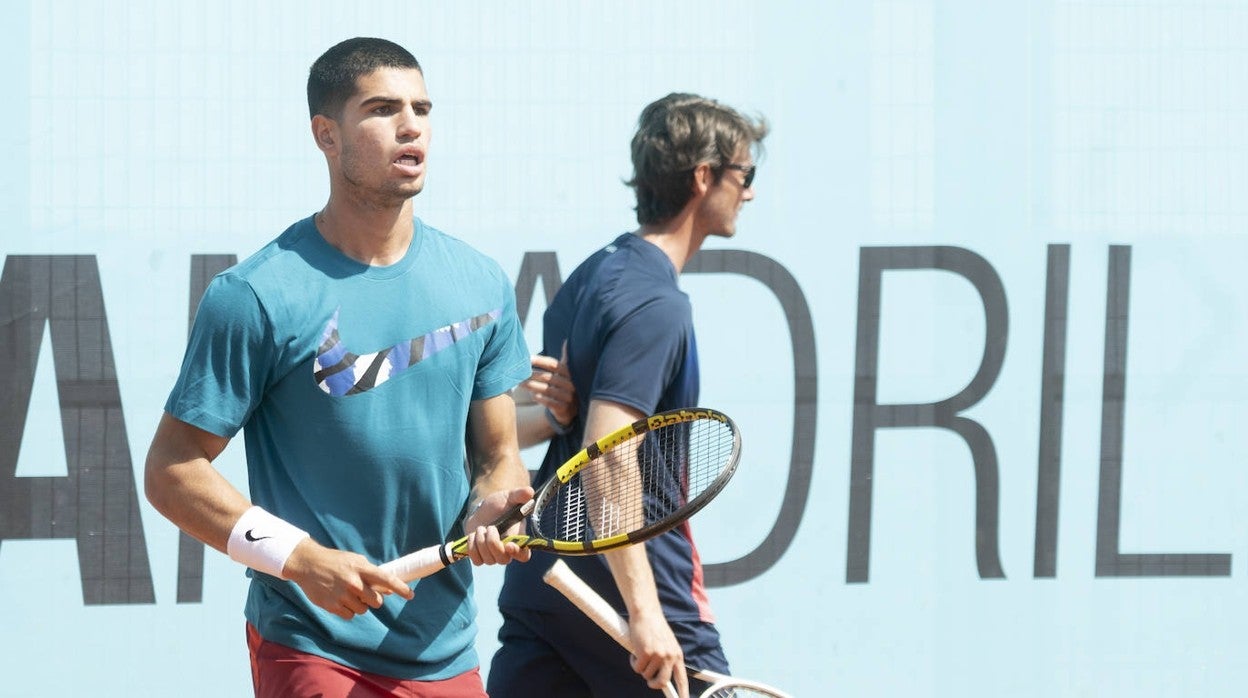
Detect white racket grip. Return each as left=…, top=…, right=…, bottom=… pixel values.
left=543, top=559, right=634, bottom=652
left=379, top=542, right=457, bottom=583
left=544, top=562, right=679, bottom=698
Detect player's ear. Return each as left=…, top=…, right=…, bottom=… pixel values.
left=691, top=162, right=713, bottom=196
left=311, top=114, right=338, bottom=153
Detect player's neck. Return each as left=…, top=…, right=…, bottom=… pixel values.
left=316, top=196, right=415, bottom=267
left=637, top=212, right=704, bottom=274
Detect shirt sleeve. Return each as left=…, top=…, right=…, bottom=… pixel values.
left=589, top=292, right=691, bottom=416
left=472, top=263, right=532, bottom=401
left=163, top=272, right=273, bottom=437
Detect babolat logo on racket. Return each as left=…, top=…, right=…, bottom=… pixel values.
left=647, top=408, right=725, bottom=429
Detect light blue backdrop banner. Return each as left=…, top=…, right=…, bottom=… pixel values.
left=2, top=2, right=1246, bottom=696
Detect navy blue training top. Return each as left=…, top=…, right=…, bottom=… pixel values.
left=498, top=232, right=717, bottom=625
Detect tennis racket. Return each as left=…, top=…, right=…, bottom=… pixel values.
left=380, top=407, right=741, bottom=582
left=543, top=559, right=793, bottom=698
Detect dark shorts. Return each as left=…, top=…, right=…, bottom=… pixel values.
left=486, top=608, right=729, bottom=698
left=246, top=623, right=486, bottom=698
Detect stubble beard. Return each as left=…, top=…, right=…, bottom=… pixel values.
left=340, top=155, right=423, bottom=210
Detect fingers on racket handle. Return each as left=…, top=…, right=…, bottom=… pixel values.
left=487, top=498, right=535, bottom=531
left=379, top=542, right=459, bottom=583
left=488, top=505, right=525, bottom=532
left=542, top=559, right=634, bottom=652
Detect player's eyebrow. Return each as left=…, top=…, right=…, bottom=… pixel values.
left=359, top=95, right=433, bottom=111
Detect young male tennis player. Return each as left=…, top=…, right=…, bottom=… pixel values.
left=145, top=37, right=534, bottom=698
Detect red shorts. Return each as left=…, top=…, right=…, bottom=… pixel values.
left=246, top=623, right=487, bottom=698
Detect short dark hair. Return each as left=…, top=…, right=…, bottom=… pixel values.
left=627, top=93, right=768, bottom=225
left=307, top=37, right=422, bottom=119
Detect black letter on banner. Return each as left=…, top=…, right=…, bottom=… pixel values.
left=686, top=250, right=817, bottom=587
left=514, top=252, right=562, bottom=330
left=1034, top=245, right=1070, bottom=578
left=0, top=256, right=155, bottom=604
left=176, top=254, right=237, bottom=603
left=1094, top=246, right=1231, bottom=577
left=514, top=252, right=564, bottom=481
left=848, top=246, right=1006, bottom=583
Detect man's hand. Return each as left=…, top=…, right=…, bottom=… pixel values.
left=523, top=343, right=576, bottom=428
left=463, top=486, right=535, bottom=567
left=281, top=539, right=414, bottom=621
left=627, top=608, right=689, bottom=698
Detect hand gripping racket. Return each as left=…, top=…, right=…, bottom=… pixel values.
left=543, top=559, right=794, bottom=698
left=380, top=407, right=741, bottom=582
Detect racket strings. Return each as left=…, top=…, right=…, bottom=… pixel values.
left=558, top=478, right=588, bottom=541
left=531, top=417, right=736, bottom=543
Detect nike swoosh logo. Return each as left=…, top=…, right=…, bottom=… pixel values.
left=244, top=529, right=272, bottom=542
left=313, top=308, right=502, bottom=396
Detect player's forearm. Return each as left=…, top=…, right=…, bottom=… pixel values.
left=467, top=392, right=532, bottom=516
left=468, top=454, right=530, bottom=507
left=515, top=401, right=557, bottom=448
left=144, top=413, right=249, bottom=554
left=146, top=463, right=250, bottom=554
left=603, top=544, right=665, bottom=620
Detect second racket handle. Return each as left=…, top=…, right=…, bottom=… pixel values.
left=542, top=559, right=634, bottom=651
left=379, top=542, right=457, bottom=583
left=544, top=561, right=679, bottom=698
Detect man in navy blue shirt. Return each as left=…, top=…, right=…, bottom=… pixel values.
left=492, top=93, right=768, bottom=698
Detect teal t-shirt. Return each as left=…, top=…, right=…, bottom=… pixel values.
left=165, top=215, right=530, bottom=679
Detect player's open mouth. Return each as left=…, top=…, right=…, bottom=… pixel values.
left=393, top=151, right=424, bottom=176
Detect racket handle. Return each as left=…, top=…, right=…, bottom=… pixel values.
left=545, top=561, right=679, bottom=698
left=543, top=559, right=634, bottom=651
left=379, top=542, right=458, bottom=583
left=545, top=560, right=794, bottom=698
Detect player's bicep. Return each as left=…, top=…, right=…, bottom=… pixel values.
left=145, top=413, right=230, bottom=479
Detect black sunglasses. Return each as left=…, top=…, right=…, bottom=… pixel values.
left=724, top=163, right=756, bottom=188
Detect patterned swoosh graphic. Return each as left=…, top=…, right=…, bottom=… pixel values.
left=313, top=308, right=501, bottom=396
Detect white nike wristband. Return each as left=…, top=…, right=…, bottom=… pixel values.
left=226, top=506, right=310, bottom=579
